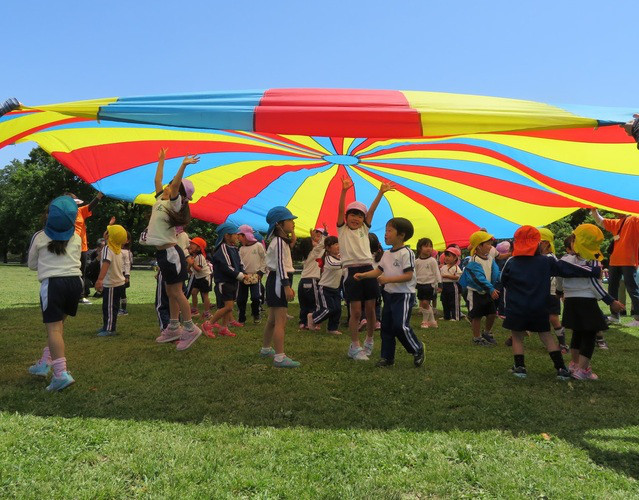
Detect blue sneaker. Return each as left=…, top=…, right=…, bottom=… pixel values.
left=28, top=360, right=51, bottom=377
left=46, top=371, right=75, bottom=392
left=259, top=347, right=276, bottom=358
left=273, top=356, right=300, bottom=368
left=97, top=330, right=117, bottom=337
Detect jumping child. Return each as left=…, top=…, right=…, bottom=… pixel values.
left=298, top=225, right=328, bottom=330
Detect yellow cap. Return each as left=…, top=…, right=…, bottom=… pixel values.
left=538, top=227, right=555, bottom=254
left=106, top=224, right=127, bottom=255
left=468, top=230, right=493, bottom=256
left=572, top=224, right=604, bottom=261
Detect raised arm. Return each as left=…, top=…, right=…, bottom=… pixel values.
left=337, top=177, right=353, bottom=226
left=590, top=208, right=604, bottom=227
left=366, top=182, right=394, bottom=226
left=169, top=154, right=200, bottom=198
left=155, top=148, right=168, bottom=194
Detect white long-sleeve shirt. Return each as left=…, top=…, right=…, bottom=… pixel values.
left=318, top=254, right=342, bottom=289
left=240, top=242, right=267, bottom=274
left=301, top=236, right=326, bottom=279
left=415, top=256, right=441, bottom=286
left=28, top=231, right=82, bottom=282
left=266, top=236, right=295, bottom=286
left=560, top=254, right=613, bottom=304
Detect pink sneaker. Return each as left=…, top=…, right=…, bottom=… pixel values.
left=375, top=321, right=381, bottom=330
left=190, top=307, right=200, bottom=317
left=568, top=361, right=577, bottom=373
left=420, top=322, right=430, bottom=329
left=218, top=327, right=236, bottom=337
left=202, top=321, right=216, bottom=338
left=428, top=321, right=438, bottom=328
left=229, top=320, right=244, bottom=327
left=358, top=319, right=367, bottom=332
left=156, top=327, right=182, bottom=343
left=202, top=310, right=211, bottom=319
left=176, top=325, right=202, bottom=351
left=572, top=367, right=599, bottom=380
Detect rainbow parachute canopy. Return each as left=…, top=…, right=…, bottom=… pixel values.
left=1, top=88, right=638, bottom=248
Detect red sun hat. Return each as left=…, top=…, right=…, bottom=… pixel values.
left=190, top=236, right=207, bottom=257
left=512, top=226, right=540, bottom=256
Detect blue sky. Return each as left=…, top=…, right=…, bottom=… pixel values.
left=2, top=0, right=638, bottom=167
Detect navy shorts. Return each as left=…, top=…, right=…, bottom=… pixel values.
left=266, top=271, right=291, bottom=308
left=548, top=294, right=561, bottom=316
left=215, top=281, right=238, bottom=303
left=192, top=277, right=211, bottom=293
left=344, top=265, right=379, bottom=302
left=156, top=245, right=188, bottom=285
left=467, top=290, right=497, bottom=319
left=40, top=276, right=83, bottom=323
left=416, top=283, right=437, bottom=301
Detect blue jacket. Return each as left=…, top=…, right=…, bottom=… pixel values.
left=459, top=257, right=500, bottom=293
left=212, top=243, right=244, bottom=284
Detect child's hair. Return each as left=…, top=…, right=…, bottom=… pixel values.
left=387, top=217, right=414, bottom=242
left=47, top=240, right=69, bottom=255
left=122, top=231, right=132, bottom=250
left=368, top=233, right=383, bottom=262
left=273, top=222, right=292, bottom=244
left=324, top=235, right=338, bottom=249
left=166, top=202, right=191, bottom=228
left=564, top=234, right=575, bottom=249
left=416, top=237, right=433, bottom=251
left=299, top=237, right=314, bottom=260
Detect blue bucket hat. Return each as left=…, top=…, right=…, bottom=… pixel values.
left=266, top=206, right=297, bottom=237
left=45, top=196, right=78, bottom=241
left=215, top=222, right=240, bottom=248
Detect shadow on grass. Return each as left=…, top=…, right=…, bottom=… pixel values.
left=1, top=305, right=639, bottom=479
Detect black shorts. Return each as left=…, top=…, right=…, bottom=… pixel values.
left=503, top=314, right=551, bottom=333
left=40, top=276, right=83, bottom=323
left=416, top=283, right=437, bottom=301
left=547, top=294, right=561, bottom=316
left=214, top=281, right=238, bottom=303
left=156, top=245, right=188, bottom=285
left=562, top=297, right=608, bottom=332
left=467, top=290, right=497, bottom=319
left=344, top=265, right=379, bottom=302
left=265, top=271, right=291, bottom=308
left=192, top=277, right=211, bottom=293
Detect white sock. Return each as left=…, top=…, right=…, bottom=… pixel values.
left=261, top=347, right=272, bottom=354
left=274, top=353, right=286, bottom=362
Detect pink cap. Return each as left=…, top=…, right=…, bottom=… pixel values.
left=182, top=179, right=195, bottom=200
left=444, top=246, right=461, bottom=257
left=495, top=241, right=511, bottom=254
left=238, top=224, right=257, bottom=243
left=346, top=201, right=368, bottom=215
left=314, top=227, right=325, bottom=233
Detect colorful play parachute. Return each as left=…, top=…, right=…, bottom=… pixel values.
left=1, top=89, right=638, bottom=248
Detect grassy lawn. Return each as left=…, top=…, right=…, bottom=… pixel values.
left=1, top=265, right=639, bottom=498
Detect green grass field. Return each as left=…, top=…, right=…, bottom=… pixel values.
left=1, top=265, right=639, bottom=498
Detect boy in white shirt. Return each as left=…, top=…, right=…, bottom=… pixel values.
left=95, top=225, right=128, bottom=336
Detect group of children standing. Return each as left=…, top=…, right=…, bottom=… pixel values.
left=26, top=149, right=624, bottom=390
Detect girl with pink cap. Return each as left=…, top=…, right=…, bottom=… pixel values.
left=237, top=224, right=266, bottom=324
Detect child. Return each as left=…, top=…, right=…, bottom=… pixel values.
left=415, top=238, right=442, bottom=328
left=338, top=177, right=394, bottom=361
left=202, top=224, right=245, bottom=338
left=27, top=196, right=84, bottom=391
left=298, top=225, right=328, bottom=330
left=459, top=231, right=500, bottom=346
left=237, top=224, right=266, bottom=324
left=538, top=227, right=568, bottom=352
left=439, top=246, right=463, bottom=320
left=561, top=225, right=625, bottom=380
left=187, top=237, right=212, bottom=319
left=307, top=236, right=343, bottom=334
left=142, top=148, right=201, bottom=350
left=501, top=226, right=603, bottom=379
left=494, top=241, right=511, bottom=318
left=118, top=231, right=133, bottom=316
left=354, top=218, right=424, bottom=367
left=260, top=206, right=300, bottom=367
left=95, top=224, right=128, bottom=336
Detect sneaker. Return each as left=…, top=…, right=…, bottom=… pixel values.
left=363, top=338, right=374, bottom=356
left=481, top=332, right=497, bottom=345
left=202, top=311, right=211, bottom=319
left=118, top=309, right=128, bottom=316
left=504, top=336, right=513, bottom=347
left=376, top=358, right=395, bottom=367
left=358, top=319, right=367, bottom=332
left=556, top=367, right=571, bottom=380
left=176, top=325, right=202, bottom=351
left=79, top=298, right=92, bottom=305
left=156, top=327, right=182, bottom=343
left=229, top=320, right=244, bottom=327
left=627, top=319, right=639, bottom=327
left=190, top=308, right=200, bottom=317
left=572, top=367, right=599, bottom=380
left=473, top=337, right=494, bottom=347
left=414, top=347, right=425, bottom=367
left=428, top=321, right=438, bottom=328
left=253, top=316, right=261, bottom=324
left=607, top=315, right=621, bottom=325
left=46, top=371, right=75, bottom=392
left=217, top=327, right=237, bottom=337
left=260, top=347, right=276, bottom=358
left=420, top=322, right=430, bottom=329
left=596, top=338, right=609, bottom=350
left=328, top=330, right=342, bottom=335
left=375, top=321, right=381, bottom=330
left=201, top=321, right=217, bottom=338
left=273, top=356, right=300, bottom=368
left=28, top=360, right=51, bottom=377
left=568, top=361, right=577, bottom=373
left=348, top=346, right=369, bottom=361
left=97, top=330, right=116, bottom=337
left=559, top=343, right=569, bottom=355
left=510, top=365, right=527, bottom=378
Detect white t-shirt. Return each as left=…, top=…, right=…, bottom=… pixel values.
left=176, top=231, right=190, bottom=253
left=28, top=231, right=82, bottom=282
left=318, top=254, right=342, bottom=289
left=337, top=223, right=372, bottom=267
left=239, top=242, right=267, bottom=274
left=415, top=256, right=441, bottom=285
left=192, top=254, right=211, bottom=279
left=142, top=194, right=182, bottom=247
left=101, top=246, right=126, bottom=288
left=378, top=246, right=416, bottom=294
left=301, top=236, right=326, bottom=279
left=440, top=263, right=462, bottom=283
left=121, top=249, right=132, bottom=276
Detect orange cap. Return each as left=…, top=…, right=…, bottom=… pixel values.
left=190, top=236, right=207, bottom=258
left=512, top=226, right=540, bottom=256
